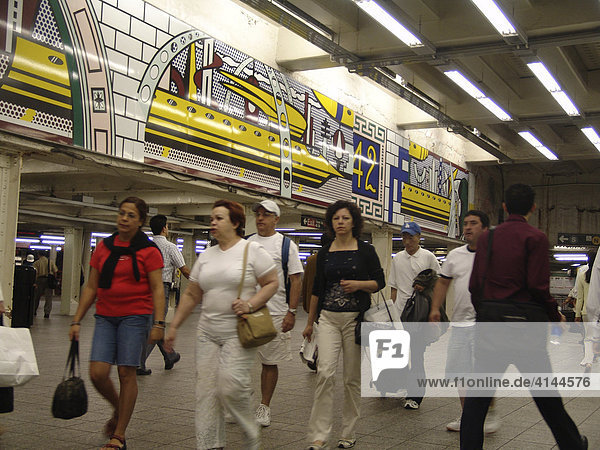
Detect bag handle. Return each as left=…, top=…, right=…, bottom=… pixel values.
left=378, top=291, right=394, bottom=322
left=62, top=339, right=81, bottom=380
left=237, top=241, right=249, bottom=300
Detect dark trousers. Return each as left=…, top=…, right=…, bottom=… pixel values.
left=460, top=320, right=583, bottom=450
left=406, top=339, right=426, bottom=404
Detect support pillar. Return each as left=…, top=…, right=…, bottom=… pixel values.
left=61, top=227, right=83, bottom=315
left=0, top=153, right=21, bottom=326
left=180, top=234, right=195, bottom=295
left=82, top=230, right=92, bottom=284
left=244, top=204, right=257, bottom=236
left=371, top=228, right=393, bottom=300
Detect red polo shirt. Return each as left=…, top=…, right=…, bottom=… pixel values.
left=469, top=214, right=560, bottom=321
left=90, top=236, right=163, bottom=317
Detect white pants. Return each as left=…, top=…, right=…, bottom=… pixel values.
left=307, top=310, right=361, bottom=443
left=580, top=315, right=595, bottom=366
left=195, top=331, right=259, bottom=449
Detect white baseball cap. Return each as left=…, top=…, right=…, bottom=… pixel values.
left=253, top=199, right=280, bottom=217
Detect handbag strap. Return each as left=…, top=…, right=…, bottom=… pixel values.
left=480, top=228, right=495, bottom=300
left=379, top=291, right=394, bottom=322
left=237, top=241, right=249, bottom=299
left=63, top=339, right=80, bottom=380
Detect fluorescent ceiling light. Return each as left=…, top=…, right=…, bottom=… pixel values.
left=518, top=131, right=558, bottom=160
left=581, top=127, right=600, bottom=152
left=471, top=0, right=517, bottom=36
left=550, top=91, right=579, bottom=116
left=444, top=70, right=485, bottom=98
left=527, top=62, right=560, bottom=92
left=271, top=0, right=334, bottom=39
left=445, top=70, right=512, bottom=121
left=477, top=97, right=512, bottom=121
left=527, top=62, right=580, bottom=116
left=354, top=0, right=423, bottom=47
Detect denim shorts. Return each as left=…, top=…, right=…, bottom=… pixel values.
left=90, top=314, right=152, bottom=366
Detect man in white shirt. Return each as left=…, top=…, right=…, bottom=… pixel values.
left=248, top=199, right=303, bottom=427
left=138, top=214, right=191, bottom=375
left=389, top=221, right=441, bottom=315
left=429, top=210, right=500, bottom=433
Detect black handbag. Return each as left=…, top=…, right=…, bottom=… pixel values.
left=52, top=339, right=88, bottom=419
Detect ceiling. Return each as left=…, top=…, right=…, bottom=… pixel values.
left=239, top=0, right=600, bottom=171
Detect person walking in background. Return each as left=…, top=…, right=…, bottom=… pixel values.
left=164, top=199, right=278, bottom=450
left=33, top=250, right=58, bottom=318
left=137, top=214, right=191, bottom=376
left=248, top=199, right=304, bottom=427
left=69, top=197, right=165, bottom=450
left=429, top=210, right=500, bottom=434
left=575, top=251, right=598, bottom=369
left=388, top=221, right=440, bottom=410
left=303, top=200, right=385, bottom=450
left=301, top=234, right=333, bottom=314
left=463, top=184, right=587, bottom=450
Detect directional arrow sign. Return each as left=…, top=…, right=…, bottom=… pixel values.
left=557, top=233, right=600, bottom=246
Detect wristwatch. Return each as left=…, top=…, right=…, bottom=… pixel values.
left=287, top=308, right=297, bottom=315
left=153, top=320, right=166, bottom=325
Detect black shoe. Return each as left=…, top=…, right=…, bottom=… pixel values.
left=136, top=368, right=152, bottom=376
left=581, top=435, right=588, bottom=450
left=44, top=314, right=50, bottom=318
left=165, top=352, right=181, bottom=370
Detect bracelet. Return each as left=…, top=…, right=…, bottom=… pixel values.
left=152, top=325, right=165, bottom=329
left=70, top=321, right=81, bottom=326
left=153, top=320, right=166, bottom=325
left=247, top=301, right=254, bottom=313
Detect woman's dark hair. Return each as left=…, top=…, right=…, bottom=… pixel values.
left=213, top=199, right=245, bottom=237
left=586, top=251, right=597, bottom=284
left=325, top=200, right=363, bottom=238
left=119, top=196, right=148, bottom=226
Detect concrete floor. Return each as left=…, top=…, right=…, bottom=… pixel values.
left=1, top=301, right=599, bottom=449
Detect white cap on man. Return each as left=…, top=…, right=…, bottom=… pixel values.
left=252, top=199, right=281, bottom=217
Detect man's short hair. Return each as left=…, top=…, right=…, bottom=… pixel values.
left=150, top=214, right=168, bottom=235
left=464, top=210, right=490, bottom=229
left=504, top=183, right=535, bottom=215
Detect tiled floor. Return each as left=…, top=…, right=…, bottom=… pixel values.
left=1, top=301, right=599, bottom=449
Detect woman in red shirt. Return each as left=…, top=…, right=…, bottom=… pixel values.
left=69, top=197, right=165, bottom=450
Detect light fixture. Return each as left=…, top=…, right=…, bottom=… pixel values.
left=354, top=0, right=423, bottom=47
left=554, top=253, right=588, bottom=262
left=444, top=70, right=512, bottom=121
left=286, top=232, right=323, bottom=237
left=470, top=0, right=517, bottom=36
left=581, top=126, right=600, bottom=152
left=15, top=238, right=40, bottom=243
left=527, top=62, right=579, bottom=116
left=270, top=0, right=334, bottom=39
left=518, top=131, right=558, bottom=160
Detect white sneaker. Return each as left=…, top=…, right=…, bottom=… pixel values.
left=255, top=403, right=271, bottom=427
left=446, top=416, right=461, bottom=431
left=404, top=399, right=419, bottom=410
left=484, top=408, right=501, bottom=434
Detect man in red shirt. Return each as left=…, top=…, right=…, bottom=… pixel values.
left=462, top=184, right=587, bottom=450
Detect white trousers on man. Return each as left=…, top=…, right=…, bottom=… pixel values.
left=195, top=331, right=259, bottom=449
left=308, top=310, right=361, bottom=443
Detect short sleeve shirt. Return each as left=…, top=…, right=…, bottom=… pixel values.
left=247, top=233, right=303, bottom=315
left=191, top=240, right=276, bottom=338
left=152, top=235, right=186, bottom=283
left=90, top=236, right=164, bottom=316
left=389, top=247, right=441, bottom=312
left=440, top=244, right=476, bottom=326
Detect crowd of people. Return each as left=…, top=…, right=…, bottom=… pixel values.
left=0, top=182, right=597, bottom=450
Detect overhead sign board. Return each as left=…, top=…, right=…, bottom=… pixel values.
left=301, top=215, right=325, bottom=230
left=557, top=233, right=600, bottom=246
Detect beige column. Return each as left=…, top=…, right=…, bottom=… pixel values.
left=244, top=204, right=257, bottom=236
left=61, top=227, right=83, bottom=315
left=81, top=230, right=92, bottom=283
left=371, top=228, right=393, bottom=300
left=0, top=153, right=22, bottom=325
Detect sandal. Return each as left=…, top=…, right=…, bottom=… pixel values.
left=102, top=434, right=127, bottom=450
left=307, top=441, right=326, bottom=449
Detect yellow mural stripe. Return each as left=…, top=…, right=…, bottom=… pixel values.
left=20, top=108, right=36, bottom=122
left=409, top=141, right=429, bottom=160
left=161, top=146, right=170, bottom=157
left=239, top=168, right=245, bottom=177
left=313, top=90, right=354, bottom=128
left=189, top=43, right=197, bottom=102
left=8, top=72, right=71, bottom=98
left=401, top=205, right=448, bottom=222
left=402, top=197, right=450, bottom=216
left=12, top=37, right=70, bottom=88
left=1, top=85, right=72, bottom=110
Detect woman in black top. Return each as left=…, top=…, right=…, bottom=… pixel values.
left=303, top=200, right=385, bottom=450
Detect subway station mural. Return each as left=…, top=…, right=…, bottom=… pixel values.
left=0, top=0, right=469, bottom=238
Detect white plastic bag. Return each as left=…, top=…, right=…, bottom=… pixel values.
left=0, top=326, right=39, bottom=387
left=299, top=322, right=318, bottom=364
left=364, top=298, right=401, bottom=323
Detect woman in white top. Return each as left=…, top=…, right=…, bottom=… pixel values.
left=165, top=199, right=278, bottom=450
left=575, top=251, right=597, bottom=368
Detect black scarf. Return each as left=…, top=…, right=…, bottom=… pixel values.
left=98, top=230, right=158, bottom=289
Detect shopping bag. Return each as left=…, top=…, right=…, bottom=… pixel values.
left=0, top=326, right=39, bottom=387
left=364, top=297, right=400, bottom=323
left=52, top=339, right=87, bottom=419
